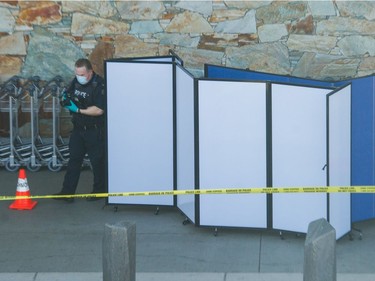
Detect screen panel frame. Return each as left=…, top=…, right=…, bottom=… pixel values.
left=196, top=79, right=268, bottom=228
left=327, top=84, right=352, bottom=239
left=175, top=64, right=196, bottom=222
left=271, top=83, right=332, bottom=234
left=106, top=60, right=175, bottom=206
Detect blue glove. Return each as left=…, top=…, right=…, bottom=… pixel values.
left=65, top=100, right=79, bottom=113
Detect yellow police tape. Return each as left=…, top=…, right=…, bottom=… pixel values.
left=1, top=186, right=375, bottom=201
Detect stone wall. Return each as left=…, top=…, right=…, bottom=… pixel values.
left=0, top=0, right=374, bottom=84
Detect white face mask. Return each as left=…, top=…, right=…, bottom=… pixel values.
left=76, top=75, right=89, bottom=85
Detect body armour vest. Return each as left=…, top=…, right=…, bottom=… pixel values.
left=67, top=73, right=105, bottom=128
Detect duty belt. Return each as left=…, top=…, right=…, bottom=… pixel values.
left=74, top=123, right=99, bottom=130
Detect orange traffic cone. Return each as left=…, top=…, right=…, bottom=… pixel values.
left=9, top=168, right=37, bottom=210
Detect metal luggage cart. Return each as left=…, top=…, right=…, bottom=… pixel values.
left=19, top=76, right=49, bottom=172
left=0, top=81, right=7, bottom=167
left=42, top=76, right=70, bottom=172
left=0, top=82, right=11, bottom=168
left=0, top=76, right=26, bottom=172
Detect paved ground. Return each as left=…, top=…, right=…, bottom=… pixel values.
left=1, top=272, right=375, bottom=281
left=0, top=168, right=374, bottom=280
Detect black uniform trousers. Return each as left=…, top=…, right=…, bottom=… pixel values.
left=62, top=125, right=105, bottom=194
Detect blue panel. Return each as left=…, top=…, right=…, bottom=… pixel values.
left=342, top=76, right=375, bottom=222
left=352, top=194, right=375, bottom=222
left=205, top=64, right=375, bottom=223
left=205, top=64, right=336, bottom=88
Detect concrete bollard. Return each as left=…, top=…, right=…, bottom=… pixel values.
left=103, top=221, right=136, bottom=281
left=303, top=218, right=336, bottom=281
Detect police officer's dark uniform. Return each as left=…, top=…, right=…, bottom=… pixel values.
left=60, top=72, right=106, bottom=199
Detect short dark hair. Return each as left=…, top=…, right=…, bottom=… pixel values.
left=75, top=58, right=93, bottom=71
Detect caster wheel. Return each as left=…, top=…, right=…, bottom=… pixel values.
left=5, top=161, right=19, bottom=172
left=154, top=207, right=160, bottom=215
left=48, top=160, right=62, bottom=172
left=214, top=228, right=218, bottom=237
left=182, top=218, right=189, bottom=225
left=27, top=161, right=41, bottom=172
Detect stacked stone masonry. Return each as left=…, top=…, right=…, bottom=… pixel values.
left=0, top=0, right=374, bottom=83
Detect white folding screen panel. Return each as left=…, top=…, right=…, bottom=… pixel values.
left=197, top=80, right=268, bottom=228
left=272, top=84, right=331, bottom=233
left=328, top=84, right=352, bottom=239
left=106, top=61, right=174, bottom=206
left=176, top=65, right=196, bottom=223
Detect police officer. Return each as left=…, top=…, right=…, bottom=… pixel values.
left=54, top=58, right=106, bottom=202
